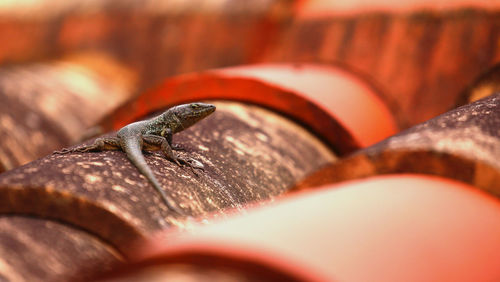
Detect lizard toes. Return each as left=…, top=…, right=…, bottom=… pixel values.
left=76, top=147, right=93, bottom=153
left=176, top=157, right=202, bottom=176
left=173, top=158, right=182, bottom=167
left=53, top=148, right=69, bottom=155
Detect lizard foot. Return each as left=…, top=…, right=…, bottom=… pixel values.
left=175, top=157, right=205, bottom=176
left=53, top=148, right=72, bottom=155
left=53, top=147, right=83, bottom=154
left=53, top=146, right=94, bottom=155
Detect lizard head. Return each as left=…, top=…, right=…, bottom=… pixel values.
left=171, top=102, right=216, bottom=132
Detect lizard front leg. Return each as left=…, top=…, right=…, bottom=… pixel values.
left=53, top=137, right=121, bottom=154
left=162, top=127, right=184, bottom=151
left=142, top=135, right=201, bottom=174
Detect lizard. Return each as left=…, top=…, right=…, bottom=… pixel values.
left=54, top=102, right=216, bottom=215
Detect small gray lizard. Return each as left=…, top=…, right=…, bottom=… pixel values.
left=54, top=102, right=216, bottom=215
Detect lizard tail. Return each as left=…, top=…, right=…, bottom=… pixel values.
left=121, top=138, right=183, bottom=215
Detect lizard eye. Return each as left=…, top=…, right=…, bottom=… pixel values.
left=190, top=104, right=200, bottom=109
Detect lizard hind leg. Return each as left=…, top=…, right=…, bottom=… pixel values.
left=53, top=137, right=121, bottom=154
